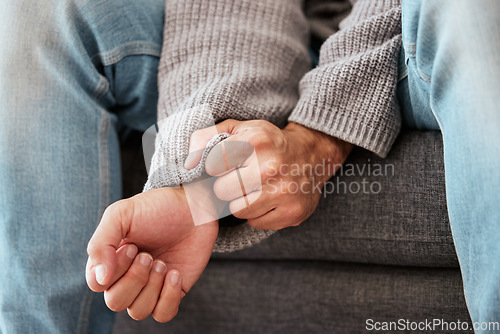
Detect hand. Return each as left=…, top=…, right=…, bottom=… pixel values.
left=85, top=186, right=219, bottom=322
left=185, top=120, right=353, bottom=230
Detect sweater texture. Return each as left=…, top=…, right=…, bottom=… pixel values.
left=145, top=0, right=402, bottom=252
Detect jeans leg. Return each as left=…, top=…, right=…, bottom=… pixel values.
left=0, top=0, right=163, bottom=332
left=399, top=0, right=500, bottom=331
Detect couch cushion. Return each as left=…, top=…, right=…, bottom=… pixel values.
left=114, top=260, right=469, bottom=334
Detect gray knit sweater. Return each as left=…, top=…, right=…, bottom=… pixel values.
left=144, top=0, right=402, bottom=252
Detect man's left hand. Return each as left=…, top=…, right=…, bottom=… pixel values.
left=185, top=120, right=353, bottom=230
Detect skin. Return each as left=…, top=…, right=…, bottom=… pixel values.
left=187, top=120, right=353, bottom=229
left=86, top=120, right=352, bottom=321
left=86, top=186, right=219, bottom=322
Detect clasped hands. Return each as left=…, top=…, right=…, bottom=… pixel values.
left=85, top=120, right=352, bottom=322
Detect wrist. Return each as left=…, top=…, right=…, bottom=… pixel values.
left=283, top=122, right=353, bottom=184
left=180, top=179, right=223, bottom=226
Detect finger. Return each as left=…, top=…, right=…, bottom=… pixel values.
left=247, top=205, right=304, bottom=230
left=204, top=140, right=255, bottom=176
left=87, top=199, right=134, bottom=286
left=86, top=243, right=138, bottom=292
left=127, top=260, right=168, bottom=321
left=213, top=154, right=262, bottom=201
left=103, top=253, right=153, bottom=312
left=229, top=190, right=273, bottom=220
left=152, top=270, right=182, bottom=323
left=184, top=119, right=242, bottom=169
left=183, top=147, right=205, bottom=171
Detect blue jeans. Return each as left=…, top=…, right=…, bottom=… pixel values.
left=399, top=0, right=500, bottom=332
left=0, top=0, right=499, bottom=333
left=0, top=0, right=162, bottom=332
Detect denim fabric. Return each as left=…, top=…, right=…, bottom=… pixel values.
left=1, top=0, right=499, bottom=333
left=0, top=0, right=163, bottom=332
left=398, top=0, right=500, bottom=331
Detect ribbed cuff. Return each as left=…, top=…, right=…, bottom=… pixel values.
left=214, top=225, right=276, bottom=253
left=289, top=99, right=400, bottom=158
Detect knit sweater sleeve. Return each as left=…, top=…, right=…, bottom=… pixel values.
left=289, top=0, right=402, bottom=157
left=144, top=0, right=311, bottom=252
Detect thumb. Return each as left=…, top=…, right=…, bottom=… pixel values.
left=86, top=199, right=133, bottom=287
left=184, top=119, right=241, bottom=169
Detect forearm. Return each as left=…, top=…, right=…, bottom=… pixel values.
left=146, top=0, right=311, bottom=190
left=289, top=0, right=402, bottom=158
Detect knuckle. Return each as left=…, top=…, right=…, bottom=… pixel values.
left=261, top=158, right=282, bottom=179
left=246, top=130, right=270, bottom=148
left=273, top=132, right=287, bottom=150
left=128, top=265, right=150, bottom=286
left=220, top=119, right=237, bottom=127
left=131, top=270, right=150, bottom=286
left=254, top=119, right=271, bottom=128
left=86, top=242, right=98, bottom=257
left=212, top=180, right=227, bottom=201
left=288, top=202, right=306, bottom=221
left=244, top=130, right=259, bottom=146
left=247, top=191, right=262, bottom=206
left=103, top=201, right=120, bottom=217
left=190, top=129, right=202, bottom=144
left=103, top=199, right=128, bottom=220
left=231, top=206, right=246, bottom=219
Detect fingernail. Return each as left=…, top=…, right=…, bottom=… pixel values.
left=95, top=264, right=107, bottom=285
left=184, top=149, right=203, bottom=169
left=126, top=245, right=138, bottom=259
left=169, top=271, right=180, bottom=286
left=139, top=253, right=153, bottom=266
left=184, top=152, right=196, bottom=169
left=153, top=261, right=167, bottom=273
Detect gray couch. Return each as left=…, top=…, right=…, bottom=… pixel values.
left=113, top=129, right=471, bottom=333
